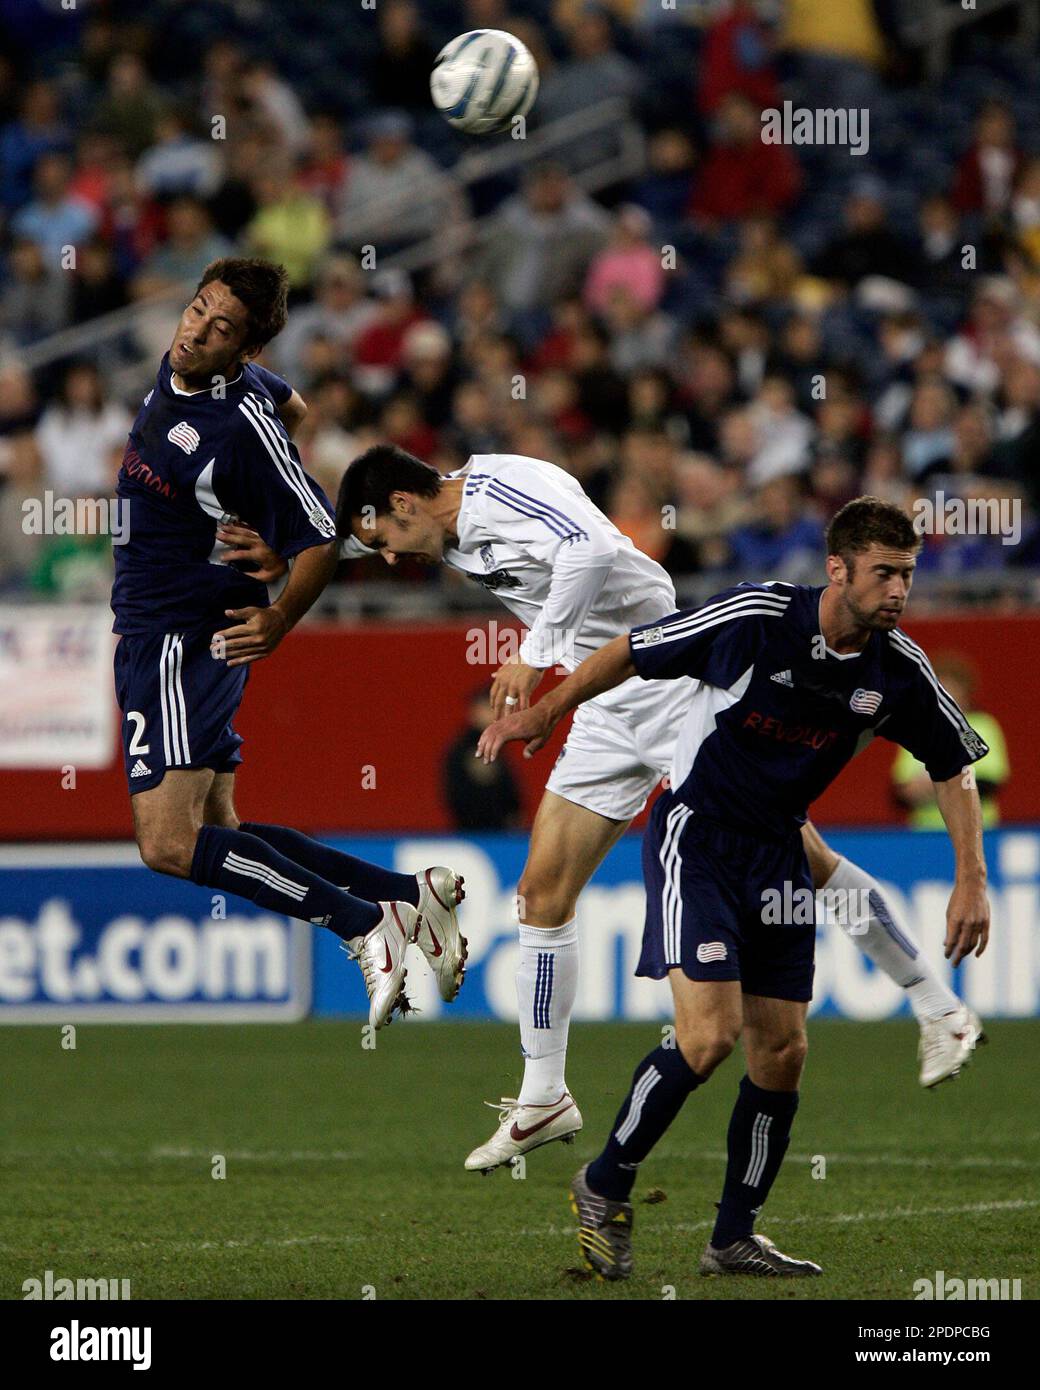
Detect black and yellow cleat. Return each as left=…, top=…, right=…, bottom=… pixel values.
left=569, top=1164, right=634, bottom=1282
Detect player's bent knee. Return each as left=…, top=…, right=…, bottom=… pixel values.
left=749, top=1030, right=808, bottom=1088
left=516, top=874, right=576, bottom=928
left=674, top=1020, right=739, bottom=1078
left=137, top=834, right=194, bottom=879
left=779, top=1032, right=809, bottom=1083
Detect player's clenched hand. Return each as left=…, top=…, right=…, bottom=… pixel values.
left=489, top=659, right=544, bottom=720
left=212, top=606, right=289, bottom=668
left=477, top=704, right=553, bottom=763
left=216, top=523, right=288, bottom=583
left=944, top=879, right=990, bottom=966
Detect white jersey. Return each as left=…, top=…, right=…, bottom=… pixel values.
left=444, top=454, right=676, bottom=671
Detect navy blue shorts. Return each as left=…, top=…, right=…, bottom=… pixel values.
left=114, top=629, right=249, bottom=794
left=637, top=789, right=816, bottom=1002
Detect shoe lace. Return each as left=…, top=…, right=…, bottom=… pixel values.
left=483, top=1097, right=520, bottom=1126
left=918, top=1015, right=950, bottom=1063
left=340, top=939, right=417, bottom=1022
left=341, top=940, right=375, bottom=994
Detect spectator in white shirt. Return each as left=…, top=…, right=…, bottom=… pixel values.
left=337, top=111, right=464, bottom=249
left=35, top=362, right=132, bottom=496
left=135, top=107, right=223, bottom=200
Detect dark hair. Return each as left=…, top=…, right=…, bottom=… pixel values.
left=825, top=495, right=920, bottom=571
left=60, top=359, right=103, bottom=414
left=336, top=444, right=442, bottom=537
left=193, top=257, right=289, bottom=349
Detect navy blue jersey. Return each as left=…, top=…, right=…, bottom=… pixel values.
left=110, top=353, right=336, bottom=635
left=629, top=582, right=990, bottom=839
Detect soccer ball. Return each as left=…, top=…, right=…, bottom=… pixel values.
left=430, top=29, right=539, bottom=135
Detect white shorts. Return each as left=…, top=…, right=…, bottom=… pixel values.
left=545, top=674, right=694, bottom=822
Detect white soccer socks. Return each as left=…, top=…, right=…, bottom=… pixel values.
left=516, top=918, right=580, bottom=1105
left=821, top=857, right=960, bottom=1021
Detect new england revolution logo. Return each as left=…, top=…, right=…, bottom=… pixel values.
left=167, top=421, right=200, bottom=455
left=849, top=688, right=883, bottom=715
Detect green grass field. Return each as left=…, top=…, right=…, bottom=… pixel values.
left=2, top=1020, right=1037, bottom=1301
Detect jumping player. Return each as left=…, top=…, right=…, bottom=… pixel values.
left=110, top=259, right=466, bottom=1028
left=319, top=449, right=983, bottom=1167
left=477, top=496, right=991, bottom=1277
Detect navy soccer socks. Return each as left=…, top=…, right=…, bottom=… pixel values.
left=190, top=825, right=382, bottom=941
left=711, top=1075, right=799, bottom=1248
left=239, top=821, right=420, bottom=906
left=585, top=1043, right=705, bottom=1201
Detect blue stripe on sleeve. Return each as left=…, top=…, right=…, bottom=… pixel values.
left=485, top=481, right=589, bottom=541
left=488, top=476, right=589, bottom=536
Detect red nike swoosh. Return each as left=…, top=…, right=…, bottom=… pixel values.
left=426, top=923, right=443, bottom=957
left=379, top=942, right=394, bottom=973
left=510, top=1104, right=573, bottom=1142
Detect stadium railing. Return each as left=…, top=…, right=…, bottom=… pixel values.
left=303, top=568, right=1040, bottom=621
left=4, top=98, right=645, bottom=388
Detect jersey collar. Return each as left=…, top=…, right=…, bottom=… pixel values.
left=163, top=352, right=245, bottom=397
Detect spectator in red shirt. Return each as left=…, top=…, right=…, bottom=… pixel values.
left=295, top=112, right=350, bottom=217
left=688, top=94, right=801, bottom=223
left=351, top=269, right=428, bottom=395
left=951, top=100, right=1023, bottom=218
left=699, top=0, right=782, bottom=116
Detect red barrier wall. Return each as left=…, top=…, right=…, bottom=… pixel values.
left=3, top=612, right=1037, bottom=840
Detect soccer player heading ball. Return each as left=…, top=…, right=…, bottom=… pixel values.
left=110, top=259, right=467, bottom=1030
left=322, top=448, right=984, bottom=1176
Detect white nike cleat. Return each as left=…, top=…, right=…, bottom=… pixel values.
left=918, top=1003, right=987, bottom=1087
left=464, top=1093, right=583, bottom=1173
left=345, top=901, right=418, bottom=1030
left=414, top=867, right=468, bottom=1002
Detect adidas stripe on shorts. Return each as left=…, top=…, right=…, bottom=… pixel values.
left=114, top=629, right=249, bottom=794
left=636, top=787, right=817, bottom=1002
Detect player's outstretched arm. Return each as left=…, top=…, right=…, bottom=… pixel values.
left=477, top=633, right=636, bottom=763
left=934, top=770, right=990, bottom=965
left=215, top=541, right=338, bottom=668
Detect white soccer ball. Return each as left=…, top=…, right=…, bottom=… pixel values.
left=430, top=29, right=539, bottom=135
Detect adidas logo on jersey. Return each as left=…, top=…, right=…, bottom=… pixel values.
left=168, top=421, right=201, bottom=455
left=130, top=759, right=152, bottom=778
left=308, top=505, right=336, bottom=537
left=770, top=669, right=794, bottom=687
left=960, top=727, right=988, bottom=759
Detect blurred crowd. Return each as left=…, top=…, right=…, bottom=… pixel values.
left=2, top=0, right=1040, bottom=600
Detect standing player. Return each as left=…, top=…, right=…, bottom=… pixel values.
left=312, top=447, right=983, bottom=1167
left=477, top=497, right=991, bottom=1277
left=110, top=259, right=466, bottom=1029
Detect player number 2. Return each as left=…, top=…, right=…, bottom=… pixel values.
left=126, top=711, right=150, bottom=755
